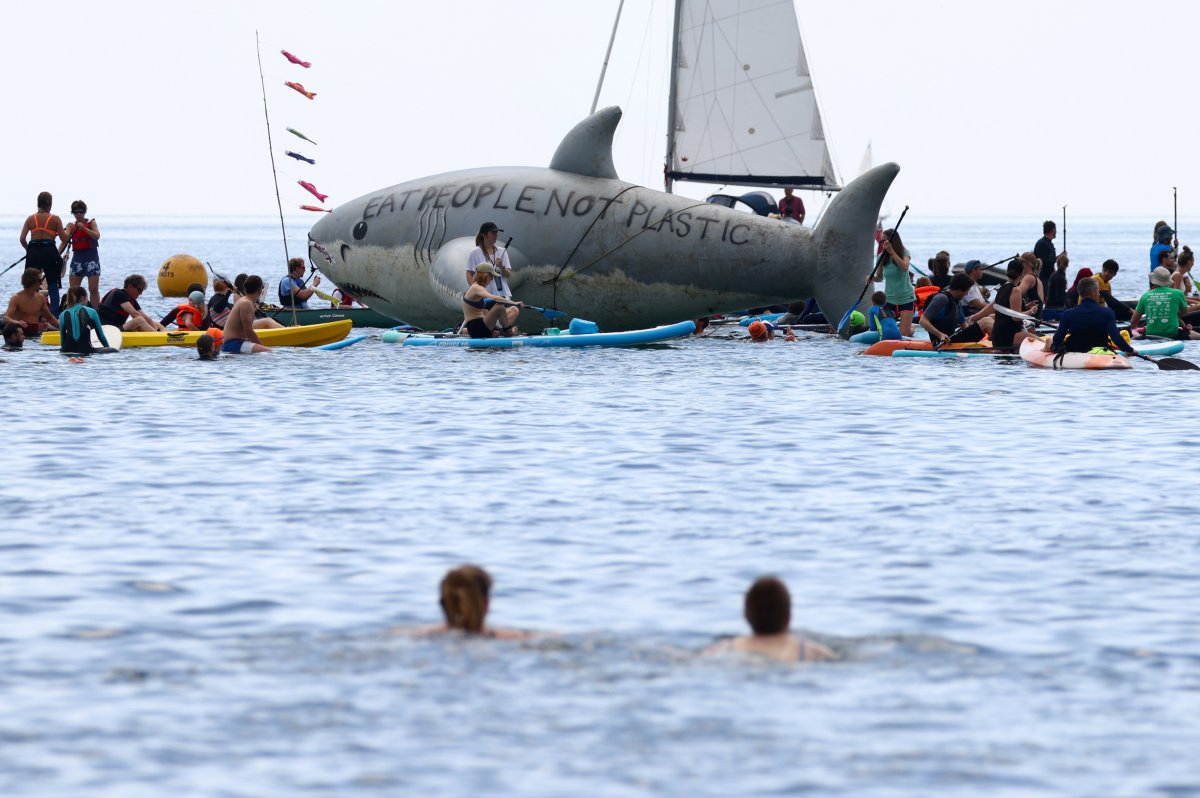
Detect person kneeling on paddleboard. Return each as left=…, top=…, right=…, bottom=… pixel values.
left=919, top=274, right=992, bottom=346
left=1048, top=277, right=1137, bottom=359
left=462, top=263, right=524, bottom=338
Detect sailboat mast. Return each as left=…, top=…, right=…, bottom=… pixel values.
left=590, top=0, right=625, bottom=115
left=664, top=0, right=683, bottom=194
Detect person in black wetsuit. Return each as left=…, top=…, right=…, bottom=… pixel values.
left=1049, top=277, right=1136, bottom=356
left=1034, top=219, right=1057, bottom=291
left=462, top=263, right=523, bottom=338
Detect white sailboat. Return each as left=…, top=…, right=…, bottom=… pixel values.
left=664, top=0, right=840, bottom=196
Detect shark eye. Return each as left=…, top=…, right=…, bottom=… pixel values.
left=352, top=221, right=368, bottom=241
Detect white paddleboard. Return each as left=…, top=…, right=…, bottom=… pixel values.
left=91, top=324, right=123, bottom=352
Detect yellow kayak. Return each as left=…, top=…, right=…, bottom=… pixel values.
left=40, top=319, right=352, bottom=348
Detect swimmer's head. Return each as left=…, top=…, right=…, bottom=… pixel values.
left=196, top=334, right=217, bottom=361
left=2, top=322, right=24, bottom=348
left=744, top=576, right=791, bottom=635
left=440, top=565, right=493, bottom=633
left=748, top=320, right=769, bottom=342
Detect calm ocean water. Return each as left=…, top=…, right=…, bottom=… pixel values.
left=2, top=215, right=1198, bottom=797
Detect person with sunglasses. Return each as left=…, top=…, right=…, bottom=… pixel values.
left=63, top=200, right=101, bottom=308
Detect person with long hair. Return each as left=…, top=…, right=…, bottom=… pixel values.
left=58, top=286, right=111, bottom=355
left=868, top=227, right=914, bottom=337
left=399, top=565, right=533, bottom=639
left=464, top=222, right=517, bottom=334
left=969, top=259, right=1040, bottom=353
left=18, top=191, right=67, bottom=315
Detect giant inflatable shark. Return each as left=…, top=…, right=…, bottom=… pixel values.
left=307, top=106, right=897, bottom=332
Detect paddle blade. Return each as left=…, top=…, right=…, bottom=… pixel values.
left=1153, top=357, right=1200, bottom=371
left=538, top=308, right=567, bottom=320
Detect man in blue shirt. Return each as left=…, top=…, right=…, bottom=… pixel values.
left=1050, top=277, right=1135, bottom=355
left=278, top=257, right=321, bottom=308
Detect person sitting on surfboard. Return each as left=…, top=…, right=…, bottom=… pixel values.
left=2, top=267, right=59, bottom=336
left=702, top=576, right=835, bottom=663
left=918, top=274, right=991, bottom=346
left=968, top=260, right=1042, bottom=353
left=462, top=263, right=523, bottom=338
left=98, top=274, right=167, bottom=332
left=1129, top=266, right=1200, bottom=341
left=1049, top=277, right=1137, bottom=356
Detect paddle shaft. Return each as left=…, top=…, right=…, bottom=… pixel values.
left=1174, top=186, right=1179, bottom=246
left=838, top=205, right=909, bottom=334
left=1062, top=205, right=1067, bottom=254
left=0, top=253, right=28, bottom=278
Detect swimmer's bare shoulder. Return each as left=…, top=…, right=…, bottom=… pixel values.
left=388, top=624, right=543, bottom=640
left=703, top=633, right=835, bottom=662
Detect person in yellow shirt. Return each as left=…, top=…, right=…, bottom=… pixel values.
left=1093, top=259, right=1132, bottom=321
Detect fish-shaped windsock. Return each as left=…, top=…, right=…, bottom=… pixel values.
left=280, top=50, right=311, bottom=68
left=286, top=127, right=318, bottom=145
left=285, top=81, right=316, bottom=99
left=285, top=150, right=316, bottom=165
left=300, top=205, right=332, bottom=213
left=298, top=181, right=328, bottom=203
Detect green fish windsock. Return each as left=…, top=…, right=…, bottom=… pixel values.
left=286, top=127, right=318, bottom=146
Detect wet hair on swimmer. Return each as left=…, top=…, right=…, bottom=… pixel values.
left=744, top=576, right=791, bottom=635
left=440, top=565, right=493, bottom=633
left=196, top=334, right=217, bottom=361
left=3, top=322, right=22, bottom=344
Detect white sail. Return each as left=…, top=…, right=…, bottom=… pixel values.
left=858, top=141, right=873, bottom=176
left=666, top=0, right=839, bottom=192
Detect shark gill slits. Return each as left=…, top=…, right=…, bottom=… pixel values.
left=352, top=221, right=368, bottom=240
left=340, top=244, right=352, bottom=261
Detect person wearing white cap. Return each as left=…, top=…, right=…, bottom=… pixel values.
left=466, top=222, right=513, bottom=300
left=1130, top=266, right=1199, bottom=340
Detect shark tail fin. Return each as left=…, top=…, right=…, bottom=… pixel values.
left=811, top=163, right=900, bottom=337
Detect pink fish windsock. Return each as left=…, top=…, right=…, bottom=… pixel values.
left=285, top=81, right=316, bottom=100
left=300, top=205, right=332, bottom=213
left=298, top=181, right=328, bottom=203
left=280, top=50, right=311, bottom=68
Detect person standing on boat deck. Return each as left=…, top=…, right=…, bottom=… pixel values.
left=2, top=268, right=60, bottom=335
left=1093, top=259, right=1133, bottom=321
left=279, top=257, right=320, bottom=309
left=970, top=260, right=1039, bottom=352
left=465, top=222, right=513, bottom=301
left=221, top=275, right=273, bottom=353
left=1130, top=266, right=1199, bottom=340
left=18, top=192, right=67, bottom=315
left=778, top=188, right=805, bottom=224
left=462, top=263, right=523, bottom=338
left=919, top=274, right=991, bottom=345
left=959, top=260, right=990, bottom=315
left=1047, top=277, right=1137, bottom=356
left=62, top=200, right=101, bottom=309
left=869, top=228, right=914, bottom=337
left=702, top=576, right=834, bottom=663
left=1034, top=220, right=1057, bottom=291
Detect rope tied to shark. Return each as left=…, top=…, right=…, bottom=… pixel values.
left=543, top=187, right=711, bottom=309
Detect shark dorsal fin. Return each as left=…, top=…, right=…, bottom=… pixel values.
left=549, top=106, right=622, bottom=180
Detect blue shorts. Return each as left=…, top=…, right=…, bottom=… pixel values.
left=220, top=338, right=257, bottom=354
left=70, top=251, right=100, bottom=278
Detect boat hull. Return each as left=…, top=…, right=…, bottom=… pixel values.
left=259, top=305, right=402, bottom=328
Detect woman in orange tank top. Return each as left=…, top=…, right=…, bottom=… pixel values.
left=18, top=191, right=66, bottom=314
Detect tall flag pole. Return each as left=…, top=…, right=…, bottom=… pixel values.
left=256, top=30, right=290, bottom=266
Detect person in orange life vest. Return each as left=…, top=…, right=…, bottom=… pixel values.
left=172, top=291, right=207, bottom=330
left=18, top=191, right=67, bottom=314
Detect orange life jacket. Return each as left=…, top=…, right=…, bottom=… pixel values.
left=175, top=303, right=204, bottom=329
left=914, top=284, right=940, bottom=312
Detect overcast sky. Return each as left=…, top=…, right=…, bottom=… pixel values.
left=3, top=0, right=1194, bottom=220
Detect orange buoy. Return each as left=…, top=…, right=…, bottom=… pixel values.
left=157, top=254, right=207, bottom=297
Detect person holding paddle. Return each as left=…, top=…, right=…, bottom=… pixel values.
left=462, top=263, right=523, bottom=338
left=466, top=222, right=513, bottom=301
left=919, top=274, right=991, bottom=346
left=968, top=260, right=1040, bottom=353
left=63, top=200, right=101, bottom=309
left=868, top=227, right=914, bottom=337
left=18, top=192, right=67, bottom=315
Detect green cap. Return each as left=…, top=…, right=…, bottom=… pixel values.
left=849, top=310, right=865, bottom=327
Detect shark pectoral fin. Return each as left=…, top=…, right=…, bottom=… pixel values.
left=430, top=237, right=479, bottom=313
left=548, top=106, right=621, bottom=180
left=812, top=162, right=900, bottom=335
